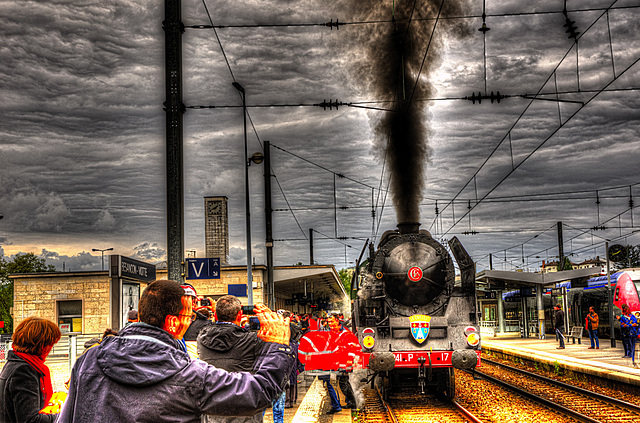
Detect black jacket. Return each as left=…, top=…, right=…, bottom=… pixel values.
left=554, top=309, right=565, bottom=330
left=184, top=311, right=211, bottom=341
left=0, top=351, right=57, bottom=423
left=197, top=323, right=265, bottom=372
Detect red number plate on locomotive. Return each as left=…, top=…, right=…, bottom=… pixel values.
left=393, top=351, right=452, bottom=368
left=363, top=350, right=481, bottom=369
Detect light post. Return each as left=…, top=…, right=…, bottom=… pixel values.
left=605, top=242, right=616, bottom=347
left=233, top=81, right=258, bottom=307
left=92, top=248, right=113, bottom=271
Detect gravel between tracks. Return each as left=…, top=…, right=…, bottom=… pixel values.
left=455, top=370, right=579, bottom=423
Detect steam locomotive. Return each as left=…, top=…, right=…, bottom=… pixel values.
left=353, top=223, right=480, bottom=399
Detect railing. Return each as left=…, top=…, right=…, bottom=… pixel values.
left=1, top=333, right=102, bottom=365
left=479, top=320, right=524, bottom=336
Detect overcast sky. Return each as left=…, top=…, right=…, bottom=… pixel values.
left=1, top=0, right=639, bottom=274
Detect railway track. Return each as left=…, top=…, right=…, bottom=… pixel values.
left=357, top=387, right=481, bottom=423
left=476, top=358, right=640, bottom=423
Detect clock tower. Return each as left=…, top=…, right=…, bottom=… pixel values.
left=204, top=196, right=229, bottom=264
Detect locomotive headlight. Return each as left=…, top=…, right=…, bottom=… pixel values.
left=362, top=327, right=375, bottom=349
left=464, top=326, right=480, bottom=347
left=466, top=332, right=480, bottom=347
left=363, top=335, right=375, bottom=349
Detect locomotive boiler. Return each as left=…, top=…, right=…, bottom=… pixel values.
left=353, top=222, right=480, bottom=399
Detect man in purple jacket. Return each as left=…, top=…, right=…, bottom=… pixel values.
left=58, top=280, right=294, bottom=423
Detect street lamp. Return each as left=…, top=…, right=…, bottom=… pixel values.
left=92, top=248, right=114, bottom=271
left=233, top=81, right=255, bottom=307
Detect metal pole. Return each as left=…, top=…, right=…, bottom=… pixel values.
left=164, top=0, right=185, bottom=283
left=606, top=241, right=616, bottom=347
left=536, top=285, right=545, bottom=339
left=264, top=141, right=274, bottom=309
left=233, top=82, right=253, bottom=307
left=309, top=228, right=314, bottom=265
left=557, top=221, right=564, bottom=269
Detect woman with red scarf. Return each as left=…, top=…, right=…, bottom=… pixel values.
left=0, top=316, right=61, bottom=423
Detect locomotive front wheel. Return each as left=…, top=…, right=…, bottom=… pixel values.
left=439, top=368, right=455, bottom=400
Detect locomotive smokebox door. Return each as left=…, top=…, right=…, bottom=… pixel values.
left=383, top=242, right=449, bottom=306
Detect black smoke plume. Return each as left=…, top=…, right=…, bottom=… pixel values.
left=351, top=0, right=469, bottom=224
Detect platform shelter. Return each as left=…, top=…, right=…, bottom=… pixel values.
left=475, top=267, right=603, bottom=339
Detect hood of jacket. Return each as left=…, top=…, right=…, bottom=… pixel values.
left=95, top=323, right=190, bottom=387
left=197, top=322, right=251, bottom=353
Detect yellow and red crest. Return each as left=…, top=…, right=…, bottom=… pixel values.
left=409, top=314, right=431, bottom=344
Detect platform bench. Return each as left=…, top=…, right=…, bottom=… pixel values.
left=569, top=326, right=583, bottom=344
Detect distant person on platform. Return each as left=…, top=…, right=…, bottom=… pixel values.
left=58, top=280, right=294, bottom=423
left=554, top=304, right=565, bottom=349
left=585, top=306, right=599, bottom=349
left=126, top=309, right=139, bottom=326
left=198, top=295, right=266, bottom=423
left=616, top=303, right=638, bottom=364
left=182, top=284, right=212, bottom=358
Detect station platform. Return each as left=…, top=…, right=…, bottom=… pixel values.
left=263, top=373, right=354, bottom=423
left=482, top=335, right=640, bottom=387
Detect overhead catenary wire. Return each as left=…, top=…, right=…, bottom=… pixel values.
left=184, top=86, right=640, bottom=109
left=433, top=0, right=633, bottom=237
left=184, top=5, right=640, bottom=30
left=187, top=0, right=640, bottom=268
left=199, top=0, right=309, bottom=242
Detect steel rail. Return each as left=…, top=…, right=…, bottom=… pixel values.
left=483, top=358, right=640, bottom=413
left=473, top=368, right=598, bottom=422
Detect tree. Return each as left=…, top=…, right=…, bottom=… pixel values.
left=557, top=256, right=573, bottom=271
left=0, top=253, right=56, bottom=333
left=612, top=245, right=640, bottom=271
left=338, top=268, right=352, bottom=294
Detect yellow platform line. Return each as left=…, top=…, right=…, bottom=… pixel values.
left=291, top=377, right=326, bottom=423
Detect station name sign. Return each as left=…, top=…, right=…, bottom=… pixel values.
left=186, top=258, right=220, bottom=280
left=109, top=255, right=156, bottom=282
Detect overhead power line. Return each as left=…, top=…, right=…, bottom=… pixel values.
left=183, top=5, right=640, bottom=30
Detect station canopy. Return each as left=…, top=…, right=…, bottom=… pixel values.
left=475, top=267, right=604, bottom=291
left=274, top=265, right=347, bottom=303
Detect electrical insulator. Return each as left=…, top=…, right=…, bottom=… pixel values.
left=562, top=10, right=580, bottom=40
left=325, top=19, right=340, bottom=30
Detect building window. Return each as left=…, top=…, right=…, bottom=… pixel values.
left=58, top=300, right=82, bottom=333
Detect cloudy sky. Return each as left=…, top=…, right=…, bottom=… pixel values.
left=1, top=0, right=639, bottom=274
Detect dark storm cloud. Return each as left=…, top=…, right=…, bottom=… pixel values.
left=1, top=0, right=639, bottom=271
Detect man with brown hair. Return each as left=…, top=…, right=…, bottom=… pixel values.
left=59, top=280, right=293, bottom=423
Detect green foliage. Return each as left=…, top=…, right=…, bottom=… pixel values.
left=338, top=268, right=352, bottom=293
left=0, top=253, right=55, bottom=333
left=612, top=245, right=640, bottom=271
left=557, top=256, right=573, bottom=271
left=553, top=360, right=562, bottom=376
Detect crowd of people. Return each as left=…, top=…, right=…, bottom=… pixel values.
left=554, top=302, right=640, bottom=366
left=0, top=280, right=295, bottom=423
left=0, top=281, right=358, bottom=423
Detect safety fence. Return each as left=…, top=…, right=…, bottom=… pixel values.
left=1, top=333, right=101, bottom=365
